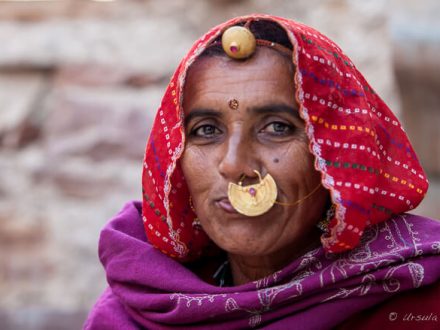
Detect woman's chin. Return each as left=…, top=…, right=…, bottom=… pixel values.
left=211, top=233, right=282, bottom=257
left=220, top=244, right=271, bottom=257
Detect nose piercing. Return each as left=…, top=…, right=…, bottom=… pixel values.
left=228, top=170, right=323, bottom=217
left=228, top=170, right=278, bottom=217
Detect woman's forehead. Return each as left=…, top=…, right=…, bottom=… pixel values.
left=183, top=47, right=295, bottom=113
left=188, top=46, right=293, bottom=75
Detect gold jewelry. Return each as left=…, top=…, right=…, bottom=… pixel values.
left=228, top=170, right=277, bottom=217
left=192, top=219, right=202, bottom=230
left=255, top=39, right=292, bottom=57
left=222, top=26, right=256, bottom=59
left=228, top=170, right=323, bottom=217
left=274, top=182, right=322, bottom=207
left=189, top=196, right=202, bottom=230
left=220, top=25, right=292, bottom=60
left=317, top=204, right=336, bottom=233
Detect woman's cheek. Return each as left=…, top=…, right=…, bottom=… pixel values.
left=181, top=147, right=213, bottom=193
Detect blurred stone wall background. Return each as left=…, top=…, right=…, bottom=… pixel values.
left=0, top=0, right=438, bottom=329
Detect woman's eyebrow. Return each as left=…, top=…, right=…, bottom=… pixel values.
left=250, top=104, right=300, bottom=119
left=184, top=104, right=300, bottom=127
left=184, top=108, right=223, bottom=127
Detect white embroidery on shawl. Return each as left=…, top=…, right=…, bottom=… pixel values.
left=401, top=214, right=423, bottom=256
left=432, top=242, right=440, bottom=254
left=319, top=215, right=426, bottom=303
left=409, top=262, right=425, bottom=288
left=166, top=215, right=432, bottom=328
left=229, top=247, right=324, bottom=328
left=225, top=298, right=263, bottom=328
left=254, top=270, right=283, bottom=289
left=249, top=314, right=262, bottom=328
left=380, top=215, right=422, bottom=256
left=322, top=273, right=375, bottom=302
left=383, top=262, right=424, bottom=292
left=319, top=219, right=411, bottom=288
left=224, top=297, right=239, bottom=312
left=170, top=293, right=227, bottom=307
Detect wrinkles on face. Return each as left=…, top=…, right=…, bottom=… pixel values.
left=180, top=47, right=328, bottom=273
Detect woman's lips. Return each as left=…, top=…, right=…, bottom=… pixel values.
left=216, top=198, right=238, bottom=214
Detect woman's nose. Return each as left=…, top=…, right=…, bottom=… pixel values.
left=218, top=131, right=259, bottom=183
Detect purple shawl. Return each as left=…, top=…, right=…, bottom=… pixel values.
left=84, top=201, right=440, bottom=329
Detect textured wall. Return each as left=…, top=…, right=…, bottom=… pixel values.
left=0, top=0, right=438, bottom=329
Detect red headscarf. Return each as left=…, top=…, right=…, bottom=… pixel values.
left=141, top=14, right=428, bottom=261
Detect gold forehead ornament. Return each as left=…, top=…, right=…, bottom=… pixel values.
left=220, top=25, right=292, bottom=60
left=222, top=26, right=257, bottom=59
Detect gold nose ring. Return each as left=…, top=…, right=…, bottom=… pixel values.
left=228, top=170, right=278, bottom=217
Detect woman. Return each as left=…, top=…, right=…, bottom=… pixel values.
left=85, top=15, right=440, bottom=329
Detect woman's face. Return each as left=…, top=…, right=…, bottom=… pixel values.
left=181, top=47, right=328, bottom=258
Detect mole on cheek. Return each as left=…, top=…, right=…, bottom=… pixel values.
left=273, top=158, right=279, bottom=163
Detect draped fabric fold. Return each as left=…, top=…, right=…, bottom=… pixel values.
left=85, top=201, right=440, bottom=329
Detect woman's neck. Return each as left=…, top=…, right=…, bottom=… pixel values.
left=228, top=230, right=321, bottom=286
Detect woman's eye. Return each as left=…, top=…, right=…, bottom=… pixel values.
left=262, top=122, right=294, bottom=135
left=192, top=125, right=221, bottom=138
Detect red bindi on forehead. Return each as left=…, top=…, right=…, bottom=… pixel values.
left=228, top=99, right=239, bottom=110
